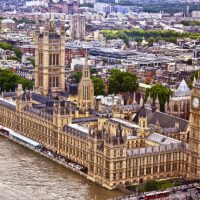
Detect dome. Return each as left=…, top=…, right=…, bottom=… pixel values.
left=1, top=19, right=15, bottom=24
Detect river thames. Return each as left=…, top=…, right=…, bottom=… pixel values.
left=0, top=136, right=123, bottom=200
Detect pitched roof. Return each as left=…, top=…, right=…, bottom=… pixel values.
left=133, top=107, right=189, bottom=131
left=173, top=79, right=190, bottom=97
left=146, top=132, right=181, bottom=145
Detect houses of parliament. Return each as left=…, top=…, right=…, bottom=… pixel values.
left=0, top=21, right=199, bottom=190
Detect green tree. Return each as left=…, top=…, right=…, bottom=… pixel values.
left=70, top=71, right=82, bottom=83
left=108, top=69, right=139, bottom=94
left=187, top=58, right=192, bottom=65
left=0, top=69, right=33, bottom=91
left=144, top=81, right=150, bottom=85
left=190, top=70, right=198, bottom=82
left=148, top=37, right=155, bottom=47
left=18, top=78, right=34, bottom=90
left=144, top=83, right=173, bottom=112
left=102, top=58, right=108, bottom=64
left=27, top=58, right=35, bottom=67
left=91, top=75, right=105, bottom=96
left=0, top=42, right=13, bottom=50
left=135, top=36, right=143, bottom=44
left=181, top=20, right=200, bottom=26
left=7, top=56, right=21, bottom=62
left=102, top=28, right=200, bottom=44
left=13, top=47, right=22, bottom=59
left=145, top=180, right=159, bottom=192
left=90, top=68, right=97, bottom=74
left=155, top=36, right=162, bottom=42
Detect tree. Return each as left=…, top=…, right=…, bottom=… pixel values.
left=108, top=69, right=139, bottom=94
left=102, top=58, right=108, bottom=64
left=27, top=58, right=35, bottom=67
left=135, top=36, right=143, bottom=44
left=91, top=76, right=105, bottom=96
left=18, top=78, right=34, bottom=90
left=0, top=42, right=13, bottom=50
left=190, top=70, right=198, bottom=82
left=90, top=68, right=97, bottom=74
left=144, top=83, right=173, bottom=112
left=69, top=71, right=82, bottom=83
left=7, top=56, right=21, bottom=62
left=187, top=58, right=192, bottom=65
left=148, top=37, right=155, bottom=47
left=145, top=180, right=159, bottom=192
left=13, top=47, right=22, bottom=59
left=102, top=28, right=200, bottom=45
left=0, top=69, right=33, bottom=91
left=155, top=36, right=162, bottom=43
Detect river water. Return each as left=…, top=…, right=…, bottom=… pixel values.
left=0, top=136, right=123, bottom=200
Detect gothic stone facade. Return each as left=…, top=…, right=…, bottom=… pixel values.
left=0, top=89, right=190, bottom=189
left=34, top=20, right=65, bottom=96
left=0, top=22, right=197, bottom=190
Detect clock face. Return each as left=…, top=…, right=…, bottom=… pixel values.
left=193, top=97, right=199, bottom=109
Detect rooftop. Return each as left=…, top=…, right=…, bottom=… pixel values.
left=110, top=118, right=139, bottom=129
left=67, top=124, right=89, bottom=134
left=146, top=132, right=181, bottom=145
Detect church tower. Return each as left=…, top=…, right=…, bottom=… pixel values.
left=34, top=20, right=65, bottom=96
left=78, top=56, right=95, bottom=114
left=188, top=70, right=200, bottom=179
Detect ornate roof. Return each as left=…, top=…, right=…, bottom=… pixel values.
left=173, top=79, right=190, bottom=97
left=1, top=19, right=15, bottom=24
left=133, top=107, right=189, bottom=131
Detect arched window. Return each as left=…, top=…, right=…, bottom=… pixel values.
left=56, top=54, right=59, bottom=65
left=53, top=76, right=55, bottom=87
left=56, top=77, right=58, bottom=87
left=49, top=77, right=51, bottom=87
left=53, top=54, right=55, bottom=65
left=174, top=104, right=178, bottom=112
left=49, top=54, right=52, bottom=65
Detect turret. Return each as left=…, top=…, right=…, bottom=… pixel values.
left=77, top=53, right=95, bottom=114
left=140, top=96, right=143, bottom=107
left=138, top=104, right=148, bottom=137
left=35, top=20, right=40, bottom=38
left=151, top=100, right=157, bottom=112
left=155, top=97, right=160, bottom=112
left=60, top=20, right=65, bottom=38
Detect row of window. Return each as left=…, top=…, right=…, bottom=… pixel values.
left=49, top=54, right=59, bottom=66
left=49, top=76, right=59, bottom=88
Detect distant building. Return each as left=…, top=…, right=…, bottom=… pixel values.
left=166, top=79, right=191, bottom=120
left=48, top=0, right=78, bottom=14
left=1, top=19, right=16, bottom=31
left=70, top=15, right=86, bottom=40
left=191, top=10, right=200, bottom=18
left=80, top=0, right=96, bottom=4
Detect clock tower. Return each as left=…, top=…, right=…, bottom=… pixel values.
left=189, top=71, right=200, bottom=179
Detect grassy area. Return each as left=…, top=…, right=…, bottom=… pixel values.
left=158, top=182, right=174, bottom=190
left=126, top=178, right=180, bottom=193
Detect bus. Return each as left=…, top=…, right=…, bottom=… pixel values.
left=144, top=191, right=170, bottom=199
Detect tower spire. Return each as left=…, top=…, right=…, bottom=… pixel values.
left=77, top=51, right=95, bottom=114
left=82, top=51, right=90, bottom=79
